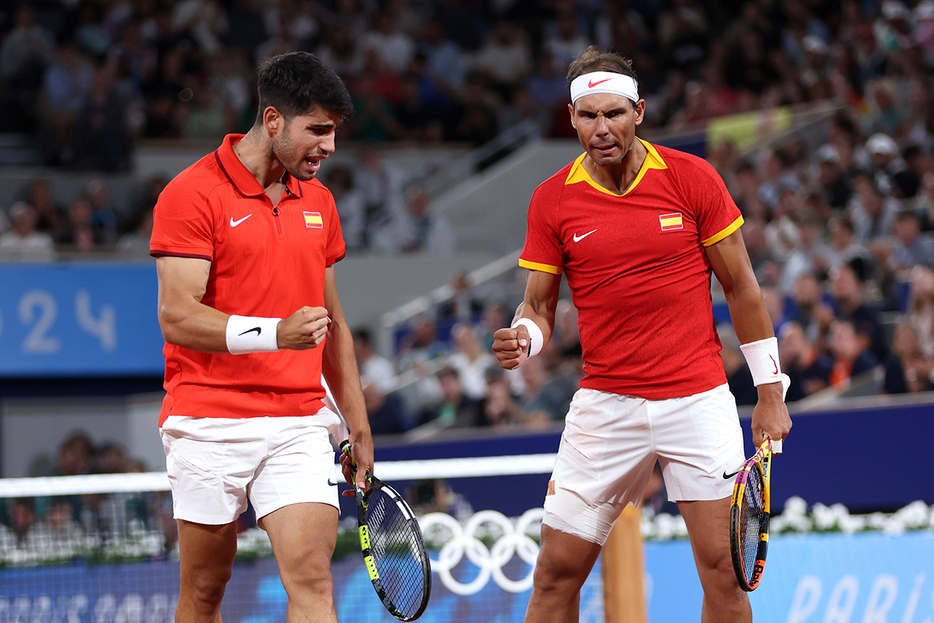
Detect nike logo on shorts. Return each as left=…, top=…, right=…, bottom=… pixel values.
left=230, top=214, right=253, bottom=227
left=722, top=469, right=740, bottom=480
left=327, top=479, right=339, bottom=486
left=573, top=229, right=598, bottom=242
left=239, top=327, right=261, bottom=337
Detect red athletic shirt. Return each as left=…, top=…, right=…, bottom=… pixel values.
left=150, top=134, right=345, bottom=424
left=519, top=139, right=743, bottom=399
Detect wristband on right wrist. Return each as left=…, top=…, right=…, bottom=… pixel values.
left=511, top=318, right=544, bottom=358
left=226, top=315, right=281, bottom=354
left=739, top=336, right=782, bottom=386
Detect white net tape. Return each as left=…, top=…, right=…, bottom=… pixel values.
left=0, top=453, right=558, bottom=497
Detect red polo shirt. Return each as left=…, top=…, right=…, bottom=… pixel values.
left=519, top=139, right=743, bottom=399
left=150, top=134, right=345, bottom=424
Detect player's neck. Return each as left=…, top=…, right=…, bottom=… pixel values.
left=233, top=130, right=287, bottom=191
left=585, top=138, right=647, bottom=195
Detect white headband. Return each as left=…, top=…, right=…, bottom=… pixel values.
left=570, top=71, right=639, bottom=104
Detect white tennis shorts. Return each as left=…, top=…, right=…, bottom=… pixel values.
left=161, top=408, right=342, bottom=526
left=543, top=383, right=744, bottom=545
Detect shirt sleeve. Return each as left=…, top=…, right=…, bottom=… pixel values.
left=682, top=156, right=744, bottom=247
left=518, top=180, right=564, bottom=274
left=150, top=179, right=215, bottom=260
left=325, top=190, right=346, bottom=266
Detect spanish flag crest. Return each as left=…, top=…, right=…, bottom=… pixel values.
left=304, top=211, right=323, bottom=228
left=659, top=213, right=683, bottom=231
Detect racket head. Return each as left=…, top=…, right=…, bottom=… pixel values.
left=357, top=477, right=432, bottom=621
left=729, top=438, right=772, bottom=591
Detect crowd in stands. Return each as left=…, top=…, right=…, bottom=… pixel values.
left=2, top=1, right=934, bottom=430
left=0, top=431, right=176, bottom=556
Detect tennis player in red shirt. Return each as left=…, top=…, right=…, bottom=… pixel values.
left=150, top=52, right=372, bottom=623
left=493, top=47, right=792, bottom=622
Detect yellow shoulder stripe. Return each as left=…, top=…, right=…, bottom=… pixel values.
left=701, top=216, right=744, bottom=246
left=519, top=259, right=563, bottom=275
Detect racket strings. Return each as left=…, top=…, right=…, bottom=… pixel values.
left=740, top=466, right=766, bottom=579
left=364, top=490, right=430, bottom=617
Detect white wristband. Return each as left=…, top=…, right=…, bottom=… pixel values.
left=739, top=337, right=782, bottom=387
left=511, top=318, right=544, bottom=358
left=226, top=315, right=281, bottom=354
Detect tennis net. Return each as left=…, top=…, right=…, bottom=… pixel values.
left=0, top=453, right=611, bottom=623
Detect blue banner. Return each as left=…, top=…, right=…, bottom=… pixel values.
left=645, top=532, right=934, bottom=623
left=0, top=264, right=164, bottom=376
left=0, top=531, right=930, bottom=623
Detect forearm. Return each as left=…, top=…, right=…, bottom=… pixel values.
left=723, top=279, right=774, bottom=345
left=322, top=316, right=371, bottom=443
left=158, top=298, right=232, bottom=353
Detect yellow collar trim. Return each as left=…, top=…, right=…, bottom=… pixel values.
left=565, top=138, right=668, bottom=197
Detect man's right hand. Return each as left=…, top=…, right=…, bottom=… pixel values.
left=492, top=326, right=530, bottom=370
left=277, top=306, right=330, bottom=350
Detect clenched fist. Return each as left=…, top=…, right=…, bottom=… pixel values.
left=277, top=306, right=331, bottom=350
left=492, top=325, right=530, bottom=370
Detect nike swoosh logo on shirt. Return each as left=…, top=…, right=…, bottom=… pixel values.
left=588, top=78, right=612, bottom=88
left=573, top=229, right=598, bottom=242
left=230, top=214, right=253, bottom=227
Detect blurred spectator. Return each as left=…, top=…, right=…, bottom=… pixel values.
left=173, top=0, right=227, bottom=56
left=482, top=367, right=543, bottom=428
left=325, top=165, right=366, bottom=252
left=8, top=498, right=38, bottom=548
left=417, top=19, right=466, bottom=94
left=31, top=497, right=84, bottom=550
left=182, top=83, right=227, bottom=142
left=0, top=202, right=56, bottom=262
left=40, top=39, right=95, bottom=166
left=779, top=210, right=834, bottom=296
left=418, top=366, right=483, bottom=428
left=395, top=186, right=455, bottom=254
left=813, top=143, right=853, bottom=210
left=85, top=180, right=120, bottom=245
left=117, top=206, right=153, bottom=258
left=363, top=382, right=412, bottom=436
left=828, top=258, right=889, bottom=362
left=826, top=216, right=871, bottom=270
left=315, top=24, right=366, bottom=82
left=472, top=21, right=533, bottom=103
left=828, top=318, right=880, bottom=388
left=883, top=320, right=934, bottom=393
left=447, top=323, right=495, bottom=402
left=71, top=64, right=134, bottom=172
left=778, top=320, right=833, bottom=401
left=479, top=300, right=508, bottom=350
left=53, top=432, right=94, bottom=477
left=23, top=178, right=65, bottom=238
left=865, top=132, right=910, bottom=197
left=360, top=10, right=416, bottom=76
left=849, top=172, right=900, bottom=245
left=57, top=197, right=98, bottom=253
left=437, top=272, right=484, bottom=324
left=396, top=314, right=447, bottom=408
left=0, top=3, right=57, bottom=131
left=880, top=210, right=934, bottom=274
left=353, top=327, right=396, bottom=394
left=516, top=354, right=573, bottom=421
left=541, top=8, right=591, bottom=70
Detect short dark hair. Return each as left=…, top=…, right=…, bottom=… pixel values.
left=566, top=45, right=638, bottom=94
left=255, top=51, right=354, bottom=125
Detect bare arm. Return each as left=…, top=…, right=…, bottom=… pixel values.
left=321, top=266, right=373, bottom=490
left=156, top=255, right=332, bottom=353
left=492, top=270, right=562, bottom=370
left=706, top=230, right=792, bottom=446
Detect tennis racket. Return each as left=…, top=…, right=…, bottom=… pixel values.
left=730, top=435, right=772, bottom=591
left=340, top=440, right=431, bottom=621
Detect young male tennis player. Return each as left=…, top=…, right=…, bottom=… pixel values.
left=150, top=52, right=373, bottom=623
left=493, top=46, right=792, bottom=622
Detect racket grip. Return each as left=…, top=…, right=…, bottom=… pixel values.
left=340, top=439, right=351, bottom=454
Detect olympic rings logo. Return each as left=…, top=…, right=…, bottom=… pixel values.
left=419, top=508, right=544, bottom=596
